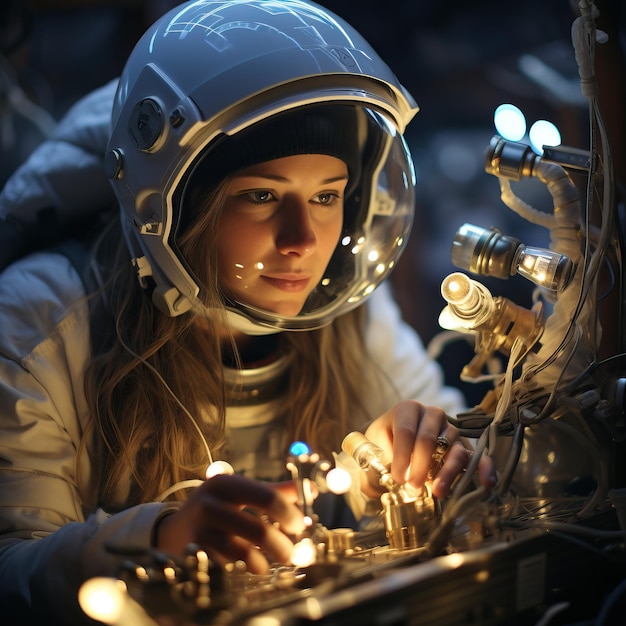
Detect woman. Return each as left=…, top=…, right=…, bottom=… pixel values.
left=0, top=1, right=494, bottom=623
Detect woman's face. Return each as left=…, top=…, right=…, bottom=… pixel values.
left=217, top=153, right=348, bottom=317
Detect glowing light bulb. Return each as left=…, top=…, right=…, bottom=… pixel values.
left=529, top=119, right=561, bottom=155
left=205, top=460, right=235, bottom=479
left=452, top=223, right=573, bottom=291
left=494, top=103, right=526, bottom=141
left=325, top=467, right=351, bottom=494
left=78, top=578, right=126, bottom=623
left=439, top=272, right=495, bottom=329
left=78, top=578, right=155, bottom=626
left=516, top=246, right=572, bottom=291
left=441, top=273, right=490, bottom=314
left=291, top=537, right=317, bottom=568
left=441, top=274, right=470, bottom=303
left=289, top=441, right=311, bottom=456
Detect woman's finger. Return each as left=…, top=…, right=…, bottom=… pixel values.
left=201, top=474, right=305, bottom=535
left=430, top=442, right=497, bottom=498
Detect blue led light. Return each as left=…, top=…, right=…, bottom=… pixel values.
left=529, top=120, right=561, bottom=155
left=289, top=441, right=311, bottom=456
left=494, top=103, right=527, bottom=141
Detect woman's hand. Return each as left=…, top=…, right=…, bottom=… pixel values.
left=154, top=474, right=305, bottom=574
left=362, top=400, right=496, bottom=499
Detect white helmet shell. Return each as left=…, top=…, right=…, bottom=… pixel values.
left=106, top=0, right=419, bottom=332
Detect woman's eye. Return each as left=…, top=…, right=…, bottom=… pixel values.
left=246, top=190, right=273, bottom=204
left=315, top=192, right=339, bottom=205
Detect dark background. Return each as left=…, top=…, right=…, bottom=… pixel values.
left=1, top=0, right=625, bottom=405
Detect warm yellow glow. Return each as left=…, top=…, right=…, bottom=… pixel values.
left=135, top=566, right=148, bottom=581
left=475, top=569, right=490, bottom=583
left=367, top=250, right=379, bottom=262
left=245, top=618, right=283, bottom=626
left=78, top=577, right=157, bottom=625
left=441, top=273, right=471, bottom=303
left=78, top=578, right=126, bottom=623
left=304, top=597, right=324, bottom=620
left=164, top=566, right=176, bottom=581
left=206, top=460, right=235, bottom=479
left=446, top=552, right=465, bottom=568
left=325, top=467, right=351, bottom=494
left=291, top=537, right=317, bottom=567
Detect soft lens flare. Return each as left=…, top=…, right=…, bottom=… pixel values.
left=206, top=460, right=235, bottom=479
left=325, top=467, right=351, bottom=494
left=78, top=578, right=126, bottom=623
left=291, top=537, right=317, bottom=567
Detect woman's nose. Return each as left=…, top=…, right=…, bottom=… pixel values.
left=275, top=197, right=316, bottom=257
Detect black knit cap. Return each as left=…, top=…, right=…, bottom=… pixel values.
left=190, top=104, right=361, bottom=191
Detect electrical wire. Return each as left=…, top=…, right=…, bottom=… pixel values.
left=532, top=602, right=571, bottom=626
left=114, top=315, right=214, bottom=502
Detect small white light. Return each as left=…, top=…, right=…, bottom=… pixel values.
left=441, top=273, right=471, bottom=305
left=325, top=467, right=351, bottom=494
left=206, top=461, right=235, bottom=479
left=291, top=537, right=317, bottom=568
left=529, top=120, right=561, bottom=155
left=440, top=272, right=495, bottom=328
left=494, top=103, right=526, bottom=141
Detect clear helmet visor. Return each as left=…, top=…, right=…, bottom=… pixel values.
left=177, top=105, right=415, bottom=333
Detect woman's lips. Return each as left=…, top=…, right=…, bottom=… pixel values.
left=262, top=274, right=312, bottom=292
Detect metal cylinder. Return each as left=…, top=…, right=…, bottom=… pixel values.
left=381, top=493, right=421, bottom=550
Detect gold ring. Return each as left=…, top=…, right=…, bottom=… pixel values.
left=432, top=436, right=451, bottom=465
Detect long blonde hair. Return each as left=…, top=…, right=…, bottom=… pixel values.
left=83, top=180, right=394, bottom=509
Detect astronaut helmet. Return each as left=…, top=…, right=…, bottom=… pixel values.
left=106, top=0, right=419, bottom=333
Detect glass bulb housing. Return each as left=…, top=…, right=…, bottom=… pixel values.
left=452, top=223, right=573, bottom=291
